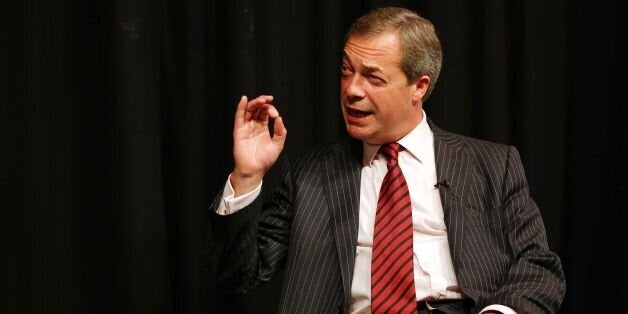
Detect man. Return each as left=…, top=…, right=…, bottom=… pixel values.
left=210, top=7, right=565, bottom=314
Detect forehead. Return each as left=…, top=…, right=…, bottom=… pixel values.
left=343, top=32, right=402, bottom=68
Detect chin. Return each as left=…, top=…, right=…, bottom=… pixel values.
left=345, top=126, right=372, bottom=142
left=345, top=126, right=364, bottom=139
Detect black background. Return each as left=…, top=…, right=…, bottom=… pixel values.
left=4, top=0, right=627, bottom=313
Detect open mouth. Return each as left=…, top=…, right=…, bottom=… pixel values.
left=346, top=107, right=372, bottom=118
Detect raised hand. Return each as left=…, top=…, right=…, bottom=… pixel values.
left=230, top=95, right=287, bottom=196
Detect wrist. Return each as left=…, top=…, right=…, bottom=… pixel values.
left=230, top=170, right=264, bottom=197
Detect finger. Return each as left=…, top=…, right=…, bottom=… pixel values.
left=245, top=95, right=274, bottom=114
left=252, top=108, right=261, bottom=121
left=235, top=95, right=248, bottom=128
left=257, top=104, right=280, bottom=122
left=272, top=116, right=287, bottom=145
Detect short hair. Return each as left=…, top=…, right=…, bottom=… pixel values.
left=346, top=7, right=443, bottom=101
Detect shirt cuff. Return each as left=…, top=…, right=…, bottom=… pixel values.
left=215, top=174, right=262, bottom=215
left=480, top=304, right=517, bottom=314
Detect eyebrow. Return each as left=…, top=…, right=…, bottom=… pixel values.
left=342, top=52, right=384, bottom=73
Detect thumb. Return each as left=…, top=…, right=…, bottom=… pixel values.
left=272, top=116, right=287, bottom=144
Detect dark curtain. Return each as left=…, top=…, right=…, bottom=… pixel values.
left=5, top=0, right=627, bottom=313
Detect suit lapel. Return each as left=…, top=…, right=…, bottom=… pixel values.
left=322, top=139, right=362, bottom=306
left=430, top=123, right=471, bottom=275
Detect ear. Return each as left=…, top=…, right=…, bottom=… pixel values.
left=411, top=75, right=431, bottom=104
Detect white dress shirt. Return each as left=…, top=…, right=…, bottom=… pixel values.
left=348, top=113, right=460, bottom=313
left=216, top=112, right=515, bottom=314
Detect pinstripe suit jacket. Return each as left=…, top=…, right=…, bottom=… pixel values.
left=211, top=123, right=566, bottom=314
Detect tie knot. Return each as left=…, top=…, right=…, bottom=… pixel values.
left=379, top=143, right=403, bottom=168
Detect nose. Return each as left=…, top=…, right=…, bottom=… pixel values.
left=343, top=74, right=366, bottom=102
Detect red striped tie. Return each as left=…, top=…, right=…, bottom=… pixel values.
left=371, top=143, right=417, bottom=314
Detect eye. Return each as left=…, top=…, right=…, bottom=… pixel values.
left=340, top=64, right=353, bottom=76
left=367, top=74, right=385, bottom=85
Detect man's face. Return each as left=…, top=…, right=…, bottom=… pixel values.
left=340, top=32, right=427, bottom=145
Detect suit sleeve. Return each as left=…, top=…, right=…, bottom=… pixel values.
left=490, top=146, right=566, bottom=313
left=208, top=159, right=295, bottom=295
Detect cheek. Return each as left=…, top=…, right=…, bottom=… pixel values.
left=367, top=89, right=390, bottom=112
left=374, top=92, right=409, bottom=118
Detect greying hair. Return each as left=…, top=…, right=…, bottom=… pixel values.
left=346, top=7, right=443, bottom=100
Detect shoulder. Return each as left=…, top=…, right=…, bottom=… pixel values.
left=429, top=123, right=523, bottom=177
left=431, top=123, right=514, bottom=159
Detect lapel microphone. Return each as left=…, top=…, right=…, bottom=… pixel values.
left=434, top=180, right=450, bottom=189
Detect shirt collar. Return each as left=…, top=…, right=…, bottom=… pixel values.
left=362, top=110, right=432, bottom=166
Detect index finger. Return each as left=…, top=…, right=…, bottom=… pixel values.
left=245, top=95, right=274, bottom=113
